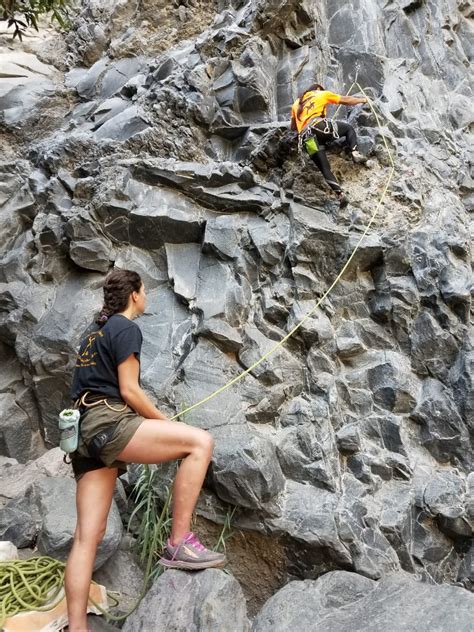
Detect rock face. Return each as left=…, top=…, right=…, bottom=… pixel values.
left=0, top=0, right=472, bottom=619
left=252, top=570, right=474, bottom=632
left=0, top=471, right=122, bottom=569
left=122, top=569, right=250, bottom=632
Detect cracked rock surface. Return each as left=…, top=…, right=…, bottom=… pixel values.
left=0, top=0, right=472, bottom=626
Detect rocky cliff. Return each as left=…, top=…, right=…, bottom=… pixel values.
left=0, top=0, right=472, bottom=625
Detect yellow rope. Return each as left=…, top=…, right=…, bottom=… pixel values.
left=170, top=83, right=394, bottom=421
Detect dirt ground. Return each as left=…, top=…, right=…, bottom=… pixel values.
left=195, top=515, right=287, bottom=618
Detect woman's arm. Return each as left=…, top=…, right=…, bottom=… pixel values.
left=118, top=354, right=168, bottom=420
left=338, top=95, right=368, bottom=106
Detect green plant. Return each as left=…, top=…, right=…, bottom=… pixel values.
left=1, top=0, right=71, bottom=40
left=128, top=464, right=173, bottom=585
left=213, top=506, right=237, bottom=553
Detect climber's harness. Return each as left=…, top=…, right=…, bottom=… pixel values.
left=298, top=116, right=340, bottom=154
left=75, top=391, right=128, bottom=414
left=60, top=392, right=128, bottom=463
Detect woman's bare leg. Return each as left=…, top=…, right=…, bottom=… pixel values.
left=65, top=467, right=118, bottom=632
left=117, top=420, right=214, bottom=544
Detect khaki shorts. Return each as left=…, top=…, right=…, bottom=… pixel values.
left=72, top=400, right=143, bottom=480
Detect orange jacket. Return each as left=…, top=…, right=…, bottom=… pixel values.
left=291, top=90, right=341, bottom=133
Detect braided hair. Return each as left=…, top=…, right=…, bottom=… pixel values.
left=96, top=269, right=142, bottom=327
left=296, top=83, right=325, bottom=118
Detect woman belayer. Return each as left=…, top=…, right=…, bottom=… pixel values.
left=64, top=269, right=225, bottom=632
left=290, top=83, right=368, bottom=207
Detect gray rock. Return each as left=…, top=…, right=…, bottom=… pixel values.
left=449, top=330, right=474, bottom=433
left=253, top=571, right=374, bottom=631
left=195, top=255, right=251, bottom=323
left=247, top=214, right=289, bottom=265
left=67, top=212, right=115, bottom=272
left=366, top=351, right=421, bottom=413
left=422, top=470, right=471, bottom=539
left=123, top=178, right=204, bottom=247
left=0, top=393, right=34, bottom=462
left=33, top=478, right=122, bottom=569
left=0, top=447, right=71, bottom=504
left=0, top=504, right=37, bottom=547
left=95, top=105, right=149, bottom=140
left=267, top=481, right=351, bottom=567
left=211, top=427, right=285, bottom=509
left=86, top=615, right=121, bottom=632
left=378, top=481, right=416, bottom=572
left=130, top=159, right=274, bottom=213
left=253, top=570, right=474, bottom=632
left=279, top=395, right=329, bottom=428
left=239, top=324, right=302, bottom=386
left=114, top=246, right=167, bottom=290
left=286, top=303, right=334, bottom=347
left=410, top=312, right=459, bottom=381
left=277, top=424, right=339, bottom=491
left=411, top=378, right=470, bottom=469
left=203, top=214, right=245, bottom=259
left=335, top=321, right=366, bottom=360
left=122, top=569, right=250, bottom=632
left=171, top=339, right=246, bottom=429
left=165, top=242, right=201, bottom=301
left=196, top=317, right=243, bottom=352
left=100, top=57, right=148, bottom=100
left=0, top=50, right=56, bottom=126
left=93, top=546, right=145, bottom=613
left=288, top=202, right=348, bottom=287
left=336, top=424, right=361, bottom=454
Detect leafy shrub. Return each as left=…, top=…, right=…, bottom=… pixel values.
left=1, top=0, right=71, bottom=40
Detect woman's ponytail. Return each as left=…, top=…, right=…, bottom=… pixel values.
left=96, top=269, right=142, bottom=327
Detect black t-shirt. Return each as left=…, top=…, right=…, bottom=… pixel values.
left=71, top=314, right=143, bottom=401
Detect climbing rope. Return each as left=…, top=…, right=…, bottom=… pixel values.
left=170, top=83, right=395, bottom=421
left=0, top=557, right=64, bottom=625
left=0, top=85, right=394, bottom=627
left=0, top=556, right=121, bottom=626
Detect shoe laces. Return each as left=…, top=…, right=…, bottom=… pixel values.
left=184, top=532, right=206, bottom=551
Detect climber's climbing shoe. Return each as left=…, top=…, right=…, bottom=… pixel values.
left=336, top=191, right=349, bottom=208
left=351, top=150, right=368, bottom=164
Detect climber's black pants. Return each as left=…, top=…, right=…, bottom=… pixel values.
left=307, top=120, right=358, bottom=193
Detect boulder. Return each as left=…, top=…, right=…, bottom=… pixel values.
left=210, top=427, right=285, bottom=509
left=93, top=544, right=145, bottom=613
left=253, top=570, right=474, bottom=632
left=122, top=569, right=250, bottom=632
left=32, top=478, right=122, bottom=569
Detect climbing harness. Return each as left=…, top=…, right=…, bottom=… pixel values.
left=75, top=391, right=128, bottom=414
left=298, top=116, right=340, bottom=155
left=59, top=392, right=128, bottom=464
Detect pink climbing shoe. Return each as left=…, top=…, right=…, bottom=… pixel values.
left=158, top=532, right=226, bottom=570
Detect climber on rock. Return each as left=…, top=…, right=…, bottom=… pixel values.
left=290, top=83, right=368, bottom=207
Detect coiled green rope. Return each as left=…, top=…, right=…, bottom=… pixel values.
left=0, top=557, right=65, bottom=625
left=0, top=556, right=120, bottom=627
